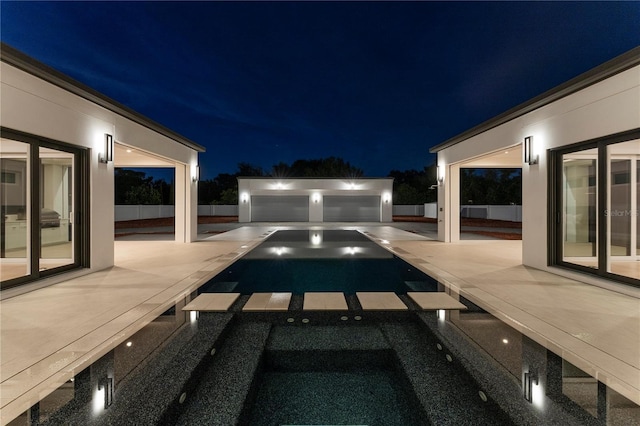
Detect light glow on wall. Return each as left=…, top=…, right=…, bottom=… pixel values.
left=437, top=163, right=445, bottom=183
left=383, top=192, right=392, bottom=204
left=312, top=193, right=321, bottom=203
left=240, top=192, right=249, bottom=203
left=310, top=232, right=322, bottom=246
left=272, top=247, right=289, bottom=256
left=342, top=246, right=359, bottom=255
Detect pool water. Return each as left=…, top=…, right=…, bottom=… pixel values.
left=201, top=230, right=438, bottom=295
left=249, top=370, right=422, bottom=425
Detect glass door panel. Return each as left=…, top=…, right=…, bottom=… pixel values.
left=606, top=140, right=639, bottom=280
left=1, top=139, right=30, bottom=281
left=608, top=159, right=631, bottom=256
left=39, top=147, right=73, bottom=272
left=562, top=152, right=597, bottom=269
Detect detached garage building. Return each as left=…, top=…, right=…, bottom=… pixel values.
left=237, top=178, right=393, bottom=223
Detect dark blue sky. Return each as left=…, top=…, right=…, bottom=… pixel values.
left=2, top=2, right=639, bottom=179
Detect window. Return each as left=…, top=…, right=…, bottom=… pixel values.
left=1, top=128, right=89, bottom=289
left=551, top=130, right=640, bottom=286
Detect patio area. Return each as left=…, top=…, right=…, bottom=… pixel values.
left=1, top=225, right=638, bottom=424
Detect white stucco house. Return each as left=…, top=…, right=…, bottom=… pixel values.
left=431, top=46, right=640, bottom=290
left=237, top=178, right=394, bottom=223
left=0, top=43, right=204, bottom=293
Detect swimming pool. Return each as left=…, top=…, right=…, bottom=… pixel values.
left=200, top=230, right=438, bottom=295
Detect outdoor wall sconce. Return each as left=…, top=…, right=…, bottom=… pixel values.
left=241, top=193, right=249, bottom=203
left=523, top=136, right=538, bottom=165
left=383, top=193, right=391, bottom=204
left=99, top=133, right=114, bottom=164
left=523, top=370, right=538, bottom=403
left=436, top=165, right=445, bottom=185
left=98, top=376, right=114, bottom=409
left=192, top=165, right=200, bottom=182
left=312, top=193, right=321, bottom=203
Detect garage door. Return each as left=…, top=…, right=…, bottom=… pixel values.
left=251, top=196, right=309, bottom=222
left=323, top=196, right=381, bottom=222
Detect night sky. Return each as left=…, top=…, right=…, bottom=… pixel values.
left=2, top=2, right=639, bottom=179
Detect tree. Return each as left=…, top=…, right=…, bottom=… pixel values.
left=286, top=157, right=363, bottom=178
left=198, top=158, right=366, bottom=205
left=115, top=169, right=172, bottom=205
left=124, top=184, right=162, bottom=205
left=459, top=168, right=521, bottom=205
left=387, top=164, right=437, bottom=204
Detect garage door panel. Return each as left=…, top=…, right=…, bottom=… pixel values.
left=323, top=196, right=380, bottom=222
left=251, top=196, right=309, bottom=222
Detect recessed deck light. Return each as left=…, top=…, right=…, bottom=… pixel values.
left=502, top=338, right=509, bottom=344
left=126, top=341, right=132, bottom=347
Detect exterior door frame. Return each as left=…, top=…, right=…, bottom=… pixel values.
left=549, top=128, right=640, bottom=287
left=1, top=127, right=89, bottom=290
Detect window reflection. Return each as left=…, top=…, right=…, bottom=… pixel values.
left=1, top=139, right=30, bottom=280
left=607, top=140, right=639, bottom=280
left=562, top=150, right=597, bottom=268
left=39, top=147, right=74, bottom=271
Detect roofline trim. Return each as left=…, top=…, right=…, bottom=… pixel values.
left=430, top=46, right=640, bottom=154
left=1, top=43, right=205, bottom=153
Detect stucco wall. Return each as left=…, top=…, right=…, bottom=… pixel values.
left=1, top=61, right=200, bottom=271
left=436, top=64, right=640, bottom=273
left=237, top=178, right=394, bottom=223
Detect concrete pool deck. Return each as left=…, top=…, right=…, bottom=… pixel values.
left=1, top=224, right=638, bottom=424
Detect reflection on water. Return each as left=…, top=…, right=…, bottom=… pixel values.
left=244, top=230, right=393, bottom=260
left=202, top=230, right=437, bottom=295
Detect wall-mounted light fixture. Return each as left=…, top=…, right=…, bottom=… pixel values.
left=523, top=370, right=538, bottom=403
left=383, top=193, right=391, bottom=204
left=241, top=193, right=249, bottom=203
left=312, top=193, right=321, bottom=203
left=99, top=134, right=114, bottom=164
left=523, top=136, right=538, bottom=165
left=192, top=165, right=200, bottom=182
left=436, top=165, right=445, bottom=185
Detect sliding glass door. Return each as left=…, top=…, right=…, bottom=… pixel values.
left=1, top=140, right=30, bottom=281
left=561, top=150, right=598, bottom=269
left=40, top=147, right=75, bottom=272
left=606, top=141, right=639, bottom=280
left=552, top=131, right=639, bottom=286
left=1, top=129, right=87, bottom=290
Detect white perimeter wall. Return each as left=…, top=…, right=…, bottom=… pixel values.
left=436, top=65, right=640, bottom=272
left=1, top=62, right=200, bottom=271
left=237, top=178, right=394, bottom=222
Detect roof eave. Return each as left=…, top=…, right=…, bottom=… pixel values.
left=0, top=43, right=206, bottom=153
